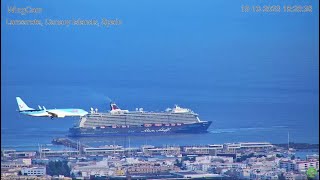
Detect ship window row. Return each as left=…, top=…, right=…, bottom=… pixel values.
left=87, top=113, right=196, bottom=118
left=85, top=120, right=195, bottom=124
left=88, top=112, right=196, bottom=116
left=84, top=123, right=140, bottom=126
left=84, top=120, right=194, bottom=126
left=84, top=122, right=142, bottom=126
left=86, top=116, right=197, bottom=121
left=85, top=118, right=196, bottom=123
left=88, top=116, right=174, bottom=120
left=86, top=115, right=196, bottom=120
left=127, top=116, right=196, bottom=120
left=84, top=119, right=196, bottom=124
left=85, top=119, right=196, bottom=125
left=85, top=116, right=196, bottom=122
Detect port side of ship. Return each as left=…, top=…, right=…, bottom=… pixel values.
left=69, top=103, right=212, bottom=137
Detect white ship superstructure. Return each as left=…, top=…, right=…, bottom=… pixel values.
left=78, top=104, right=201, bottom=128
left=69, top=102, right=212, bottom=136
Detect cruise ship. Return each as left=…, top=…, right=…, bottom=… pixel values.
left=69, top=102, right=212, bottom=136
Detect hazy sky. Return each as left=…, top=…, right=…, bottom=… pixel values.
left=2, top=0, right=318, bottom=87
left=1, top=0, right=319, bottom=143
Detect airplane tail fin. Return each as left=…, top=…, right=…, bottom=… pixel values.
left=16, top=97, right=34, bottom=111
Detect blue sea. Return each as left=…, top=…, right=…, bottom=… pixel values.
left=1, top=0, right=319, bottom=150
left=1, top=84, right=319, bottom=150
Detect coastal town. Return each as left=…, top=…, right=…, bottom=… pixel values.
left=1, top=140, right=319, bottom=179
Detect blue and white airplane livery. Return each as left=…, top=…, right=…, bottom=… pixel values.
left=16, top=97, right=88, bottom=119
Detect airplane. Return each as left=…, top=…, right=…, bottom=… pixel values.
left=16, top=97, right=88, bottom=119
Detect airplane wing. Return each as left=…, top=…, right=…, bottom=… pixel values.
left=46, top=110, right=66, bottom=118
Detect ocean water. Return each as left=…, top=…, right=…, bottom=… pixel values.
left=1, top=0, right=319, bottom=150
left=1, top=84, right=319, bottom=150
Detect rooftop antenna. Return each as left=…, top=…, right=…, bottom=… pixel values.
left=79, top=141, right=82, bottom=156
left=128, top=137, right=131, bottom=157
left=38, top=143, right=41, bottom=158
left=77, top=141, right=79, bottom=156
left=40, top=144, right=42, bottom=158
left=287, top=131, right=290, bottom=150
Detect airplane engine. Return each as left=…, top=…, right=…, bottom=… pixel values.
left=50, top=113, right=65, bottom=118
left=56, top=114, right=65, bottom=118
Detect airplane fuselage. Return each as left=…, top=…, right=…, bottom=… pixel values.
left=20, top=108, right=88, bottom=118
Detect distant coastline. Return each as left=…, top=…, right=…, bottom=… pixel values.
left=274, top=142, right=319, bottom=150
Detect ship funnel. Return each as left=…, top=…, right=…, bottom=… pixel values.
left=110, top=103, right=120, bottom=111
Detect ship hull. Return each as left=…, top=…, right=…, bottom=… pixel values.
left=69, top=121, right=212, bottom=137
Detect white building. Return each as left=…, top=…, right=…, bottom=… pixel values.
left=21, top=167, right=46, bottom=176
left=224, top=142, right=273, bottom=152
left=239, top=142, right=273, bottom=149
left=183, top=146, right=218, bottom=155
left=71, top=159, right=111, bottom=178
left=295, top=160, right=319, bottom=173
left=250, top=170, right=278, bottom=180
left=236, top=168, right=251, bottom=179
left=283, top=172, right=307, bottom=180
left=208, top=144, right=223, bottom=150
left=1, top=158, right=32, bottom=169
left=279, top=160, right=296, bottom=172
left=260, top=171, right=278, bottom=180
left=195, top=155, right=233, bottom=163
left=143, top=146, right=180, bottom=155
left=307, top=154, right=319, bottom=161
left=224, top=143, right=241, bottom=152
left=2, top=150, right=36, bottom=158
left=279, top=159, right=319, bottom=173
